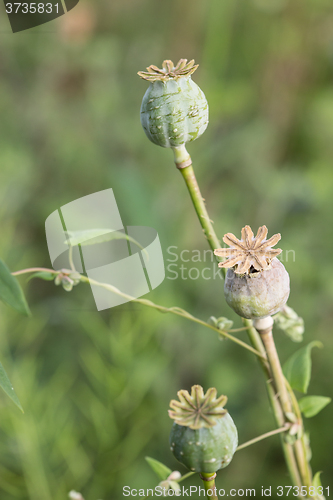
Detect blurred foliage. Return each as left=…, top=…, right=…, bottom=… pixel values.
left=0, top=0, right=332, bottom=498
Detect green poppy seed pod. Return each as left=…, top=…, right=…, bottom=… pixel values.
left=138, top=59, right=208, bottom=149
left=168, top=386, right=238, bottom=474
left=214, top=225, right=290, bottom=320
left=224, top=259, right=290, bottom=319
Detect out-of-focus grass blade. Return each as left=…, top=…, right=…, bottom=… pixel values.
left=0, top=361, right=23, bottom=412
left=0, top=259, right=30, bottom=316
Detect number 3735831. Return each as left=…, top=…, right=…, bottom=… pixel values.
left=5, top=3, right=59, bottom=14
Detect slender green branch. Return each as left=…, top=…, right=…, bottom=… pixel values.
left=285, top=377, right=313, bottom=489
left=12, top=267, right=264, bottom=359
left=257, top=323, right=310, bottom=491
left=81, top=276, right=265, bottom=359
left=242, top=319, right=270, bottom=376
left=259, top=328, right=293, bottom=415
left=177, top=471, right=196, bottom=483
left=236, top=425, right=291, bottom=452
left=200, top=472, right=219, bottom=500
left=227, top=326, right=251, bottom=333
left=12, top=268, right=58, bottom=276
left=242, top=322, right=302, bottom=489
left=285, top=378, right=302, bottom=422
left=178, top=154, right=221, bottom=253
left=68, top=246, right=75, bottom=272
left=294, top=440, right=311, bottom=491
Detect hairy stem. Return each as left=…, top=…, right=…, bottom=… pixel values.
left=200, top=473, right=219, bottom=500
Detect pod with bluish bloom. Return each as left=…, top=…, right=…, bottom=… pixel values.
left=214, top=225, right=290, bottom=320
left=138, top=59, right=208, bottom=166
left=168, top=385, right=238, bottom=474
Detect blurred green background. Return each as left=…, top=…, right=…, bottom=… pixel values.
left=0, top=0, right=332, bottom=498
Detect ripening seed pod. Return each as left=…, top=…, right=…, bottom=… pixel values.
left=168, top=385, right=238, bottom=474
left=214, top=225, right=290, bottom=319
left=138, top=59, right=208, bottom=152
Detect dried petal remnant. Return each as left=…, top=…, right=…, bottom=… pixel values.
left=214, top=225, right=282, bottom=275
left=169, top=385, right=227, bottom=430
left=138, top=59, right=199, bottom=82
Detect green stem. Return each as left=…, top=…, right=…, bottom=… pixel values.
left=82, top=276, right=264, bottom=358
left=176, top=153, right=303, bottom=488
left=244, top=321, right=302, bottom=489
left=285, top=378, right=313, bottom=490
left=294, top=440, right=311, bottom=490
left=257, top=324, right=310, bottom=491
left=259, top=328, right=293, bottom=415
left=68, top=246, right=76, bottom=272
left=236, top=424, right=291, bottom=452
left=227, top=326, right=252, bottom=333
left=200, top=472, right=219, bottom=500
left=177, top=156, right=221, bottom=252
left=177, top=471, right=196, bottom=483
left=12, top=268, right=58, bottom=276
left=242, top=319, right=270, bottom=376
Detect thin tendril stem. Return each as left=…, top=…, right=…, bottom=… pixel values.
left=236, top=425, right=291, bottom=451
left=11, top=267, right=264, bottom=359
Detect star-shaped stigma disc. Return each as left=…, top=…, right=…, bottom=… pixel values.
left=138, top=59, right=199, bottom=83
left=214, top=225, right=282, bottom=275
left=168, top=385, right=227, bottom=430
